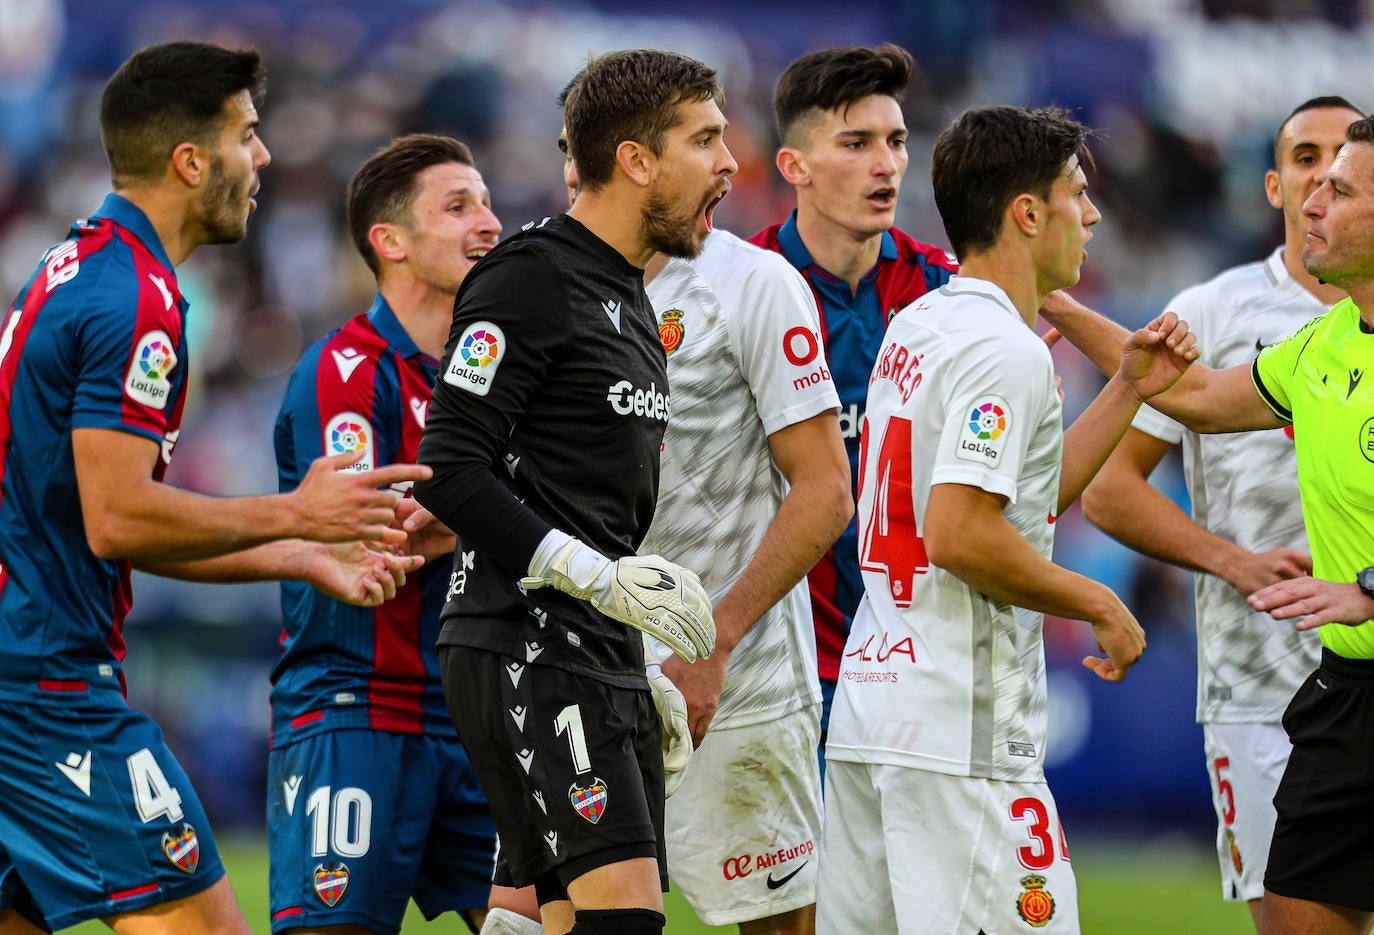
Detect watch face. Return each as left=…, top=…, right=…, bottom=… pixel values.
left=1359, top=567, right=1374, bottom=597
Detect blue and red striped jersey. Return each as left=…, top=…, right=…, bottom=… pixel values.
left=271, top=295, right=453, bottom=745
left=750, top=210, right=956, bottom=681
left=0, top=194, right=190, bottom=702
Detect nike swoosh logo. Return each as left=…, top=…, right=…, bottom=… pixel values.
left=766, top=861, right=808, bottom=890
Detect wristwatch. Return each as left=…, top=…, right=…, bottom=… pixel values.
left=1358, top=566, right=1374, bottom=601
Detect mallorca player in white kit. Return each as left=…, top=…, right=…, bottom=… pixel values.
left=641, top=228, right=850, bottom=934
left=816, top=105, right=1198, bottom=934
left=1080, top=96, right=1363, bottom=932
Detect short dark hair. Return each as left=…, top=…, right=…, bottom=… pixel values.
left=772, top=44, right=913, bottom=148
left=1273, top=96, right=1364, bottom=165
left=100, top=41, right=266, bottom=187
left=346, top=134, right=475, bottom=275
left=562, top=49, right=723, bottom=192
left=1348, top=115, right=1374, bottom=147
left=932, top=105, right=1094, bottom=259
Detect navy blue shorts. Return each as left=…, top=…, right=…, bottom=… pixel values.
left=267, top=728, right=496, bottom=934
left=0, top=700, right=224, bottom=931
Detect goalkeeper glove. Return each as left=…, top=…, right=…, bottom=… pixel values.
left=520, top=530, right=716, bottom=663
left=644, top=635, right=692, bottom=797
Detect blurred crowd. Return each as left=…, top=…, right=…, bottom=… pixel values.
left=2, top=0, right=1371, bottom=828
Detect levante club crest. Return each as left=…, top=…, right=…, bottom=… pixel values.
left=569, top=778, right=609, bottom=824
left=161, top=823, right=200, bottom=874
left=659, top=309, right=685, bottom=356
left=314, top=861, right=351, bottom=907
left=1015, top=874, right=1056, bottom=927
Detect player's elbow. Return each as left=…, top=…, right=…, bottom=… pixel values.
left=83, top=514, right=130, bottom=560
left=924, top=524, right=972, bottom=577
left=822, top=471, right=854, bottom=539
left=1080, top=478, right=1114, bottom=532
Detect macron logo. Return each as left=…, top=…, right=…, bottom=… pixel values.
left=602, top=298, right=622, bottom=333
left=148, top=273, right=174, bottom=312
left=284, top=774, right=303, bottom=815
left=56, top=751, right=92, bottom=796
left=332, top=348, right=366, bottom=382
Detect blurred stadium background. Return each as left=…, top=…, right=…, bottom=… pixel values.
left=5, top=0, right=1371, bottom=931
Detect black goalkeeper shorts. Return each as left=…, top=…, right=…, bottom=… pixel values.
left=1264, top=648, right=1374, bottom=910
left=439, top=645, right=667, bottom=895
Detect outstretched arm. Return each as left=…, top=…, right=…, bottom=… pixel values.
left=74, top=429, right=431, bottom=561
left=1084, top=427, right=1311, bottom=596
left=1041, top=291, right=1282, bottom=433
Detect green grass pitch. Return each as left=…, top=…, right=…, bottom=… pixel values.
left=63, top=836, right=1255, bottom=933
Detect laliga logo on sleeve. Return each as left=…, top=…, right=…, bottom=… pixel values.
left=444, top=321, right=505, bottom=396
left=957, top=394, right=1011, bottom=468
left=125, top=330, right=177, bottom=410
left=326, top=413, right=375, bottom=471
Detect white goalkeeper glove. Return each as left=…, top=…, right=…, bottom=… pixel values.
left=645, top=636, right=692, bottom=797
left=520, top=530, right=716, bottom=663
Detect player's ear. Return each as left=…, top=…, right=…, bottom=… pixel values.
left=615, top=139, right=653, bottom=187
left=169, top=141, right=206, bottom=188
left=369, top=223, right=406, bottom=264
left=776, top=147, right=809, bottom=187
left=1009, top=193, right=1040, bottom=238
left=1263, top=168, right=1283, bottom=211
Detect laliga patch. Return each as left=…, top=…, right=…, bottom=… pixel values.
left=569, top=778, right=609, bottom=824
left=444, top=321, right=505, bottom=396
left=313, top=861, right=350, bottom=907
left=659, top=309, right=685, bottom=356
left=1015, top=874, right=1055, bottom=928
left=124, top=330, right=177, bottom=410
left=957, top=394, right=1011, bottom=468
left=325, top=412, right=374, bottom=471
left=161, top=822, right=200, bottom=874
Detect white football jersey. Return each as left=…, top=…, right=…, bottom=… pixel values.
left=641, top=229, right=840, bottom=729
left=827, top=276, right=1063, bottom=782
left=1131, top=247, right=1324, bottom=723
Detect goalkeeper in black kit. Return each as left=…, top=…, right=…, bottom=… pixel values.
left=415, top=48, right=735, bottom=935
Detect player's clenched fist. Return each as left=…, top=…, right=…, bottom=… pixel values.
left=521, top=530, right=717, bottom=663
left=291, top=451, right=434, bottom=545
left=1084, top=594, right=1147, bottom=682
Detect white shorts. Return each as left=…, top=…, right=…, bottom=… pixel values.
left=817, top=761, right=1079, bottom=934
left=1202, top=721, right=1292, bottom=903
left=663, top=704, right=822, bottom=926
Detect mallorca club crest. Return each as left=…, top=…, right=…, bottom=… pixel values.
left=161, top=822, right=200, bottom=874
left=658, top=309, right=685, bottom=356
left=1225, top=828, right=1243, bottom=875
left=569, top=778, right=609, bottom=824
left=1015, top=874, right=1056, bottom=928
left=313, top=861, right=350, bottom=907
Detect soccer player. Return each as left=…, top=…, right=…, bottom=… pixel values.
left=1042, top=115, right=1374, bottom=935
left=816, top=105, right=1198, bottom=934
left=414, top=50, right=726, bottom=935
left=1079, top=96, right=1362, bottom=932
left=0, top=42, right=426, bottom=935
left=749, top=45, right=958, bottom=762
left=642, top=218, right=850, bottom=935
left=269, top=134, right=519, bottom=935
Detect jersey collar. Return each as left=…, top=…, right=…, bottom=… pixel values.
left=366, top=293, right=433, bottom=365
left=90, top=193, right=176, bottom=273
left=778, top=208, right=897, bottom=282
left=941, top=274, right=1020, bottom=320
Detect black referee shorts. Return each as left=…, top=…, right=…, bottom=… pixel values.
left=1264, top=648, right=1374, bottom=910
left=439, top=645, right=667, bottom=895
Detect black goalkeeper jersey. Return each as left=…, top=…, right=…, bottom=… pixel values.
left=416, top=214, right=668, bottom=686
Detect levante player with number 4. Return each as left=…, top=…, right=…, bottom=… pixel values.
left=816, top=105, right=1198, bottom=933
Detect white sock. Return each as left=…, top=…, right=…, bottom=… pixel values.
left=481, top=906, right=544, bottom=935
